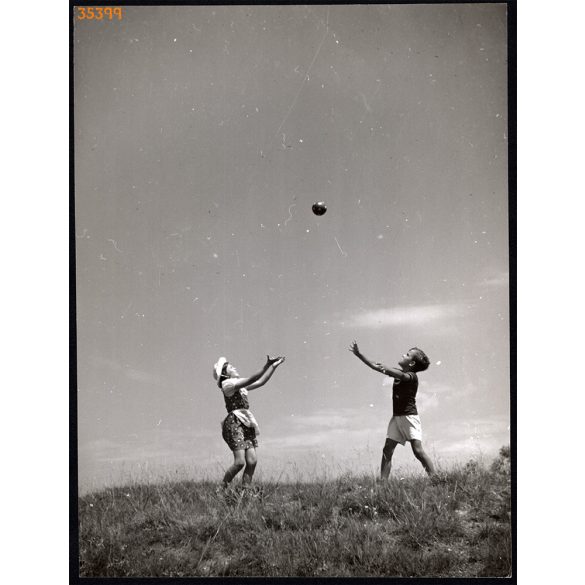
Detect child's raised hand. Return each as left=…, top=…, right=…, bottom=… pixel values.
left=266, top=355, right=284, bottom=366
left=349, top=340, right=360, bottom=355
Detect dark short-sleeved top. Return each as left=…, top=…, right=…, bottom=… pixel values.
left=221, top=383, right=250, bottom=413
left=391, top=372, right=418, bottom=416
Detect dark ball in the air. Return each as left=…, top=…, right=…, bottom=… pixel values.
left=312, top=201, right=327, bottom=216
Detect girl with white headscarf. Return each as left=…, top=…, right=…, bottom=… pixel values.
left=213, top=354, right=285, bottom=487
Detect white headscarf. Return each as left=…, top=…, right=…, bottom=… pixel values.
left=213, top=357, right=228, bottom=388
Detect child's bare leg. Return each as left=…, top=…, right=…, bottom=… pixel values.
left=242, top=447, right=257, bottom=485
left=222, top=449, right=246, bottom=486
left=381, top=438, right=399, bottom=480
left=410, top=440, right=435, bottom=475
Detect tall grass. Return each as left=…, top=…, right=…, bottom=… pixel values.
left=78, top=448, right=511, bottom=577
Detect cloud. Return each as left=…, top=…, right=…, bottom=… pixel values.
left=429, top=414, right=510, bottom=460
left=78, top=427, right=217, bottom=465
left=416, top=391, right=440, bottom=411
left=288, top=411, right=357, bottom=430
left=87, top=354, right=165, bottom=387
left=478, top=271, right=509, bottom=288
left=263, top=428, right=374, bottom=450
left=419, top=380, right=475, bottom=402
left=125, top=367, right=164, bottom=386
left=343, top=303, right=467, bottom=330
left=262, top=407, right=382, bottom=452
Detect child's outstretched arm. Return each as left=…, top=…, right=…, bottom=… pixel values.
left=225, top=356, right=279, bottom=392
left=349, top=341, right=386, bottom=373
left=348, top=341, right=410, bottom=381
left=247, top=356, right=285, bottom=390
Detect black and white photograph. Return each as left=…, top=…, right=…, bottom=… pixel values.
left=72, top=0, right=514, bottom=578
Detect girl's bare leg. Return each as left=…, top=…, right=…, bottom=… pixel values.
left=242, top=447, right=257, bottom=485
left=222, top=449, right=245, bottom=486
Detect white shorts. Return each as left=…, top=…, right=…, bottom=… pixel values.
left=386, top=415, right=422, bottom=445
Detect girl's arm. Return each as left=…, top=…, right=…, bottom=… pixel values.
left=224, top=356, right=281, bottom=393
left=246, top=357, right=285, bottom=390
left=348, top=341, right=410, bottom=381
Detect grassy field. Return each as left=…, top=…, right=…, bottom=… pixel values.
left=78, top=447, right=512, bottom=577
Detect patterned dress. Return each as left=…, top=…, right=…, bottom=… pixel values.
left=221, top=387, right=259, bottom=451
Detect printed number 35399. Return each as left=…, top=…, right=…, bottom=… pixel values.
left=77, top=7, right=123, bottom=20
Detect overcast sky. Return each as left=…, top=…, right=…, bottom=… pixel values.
left=74, top=3, right=509, bottom=492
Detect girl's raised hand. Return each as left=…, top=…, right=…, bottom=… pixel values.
left=349, top=340, right=360, bottom=355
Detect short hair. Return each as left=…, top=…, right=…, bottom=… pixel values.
left=409, top=347, right=430, bottom=372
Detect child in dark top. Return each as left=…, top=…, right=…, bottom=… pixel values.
left=349, top=341, right=435, bottom=479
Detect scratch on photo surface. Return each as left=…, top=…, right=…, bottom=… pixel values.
left=358, top=91, right=372, bottom=113
left=108, top=238, right=123, bottom=253
left=284, top=204, right=296, bottom=226
left=334, top=237, right=348, bottom=257
left=234, top=298, right=244, bottom=332
left=273, top=8, right=330, bottom=141
left=204, top=296, right=220, bottom=314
